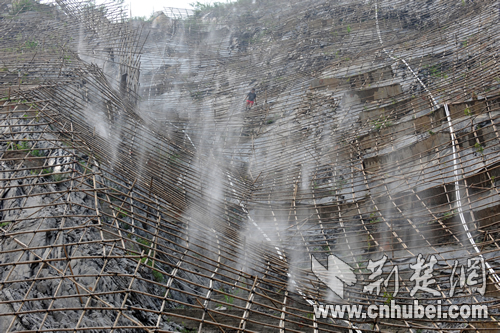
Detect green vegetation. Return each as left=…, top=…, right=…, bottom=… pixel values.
left=30, top=168, right=51, bottom=177
left=190, top=1, right=226, bottom=13
left=427, top=64, right=448, bottom=79
left=219, top=288, right=236, bottom=310
left=78, top=160, right=92, bottom=172
left=366, top=234, right=372, bottom=251
left=168, top=153, right=180, bottom=166
left=346, top=25, right=351, bottom=33
left=335, top=178, right=347, bottom=191
left=24, top=40, right=38, bottom=50
left=188, top=0, right=255, bottom=22
left=11, top=0, right=40, bottom=14
left=189, top=0, right=255, bottom=17
left=474, top=142, right=484, bottom=154
left=330, top=178, right=347, bottom=194
left=31, top=149, right=43, bottom=157
left=0, top=98, right=32, bottom=105
left=442, top=210, right=456, bottom=220
left=249, top=29, right=270, bottom=44
left=464, top=107, right=472, bottom=116
left=383, top=291, right=393, bottom=305
left=137, top=237, right=152, bottom=252
left=190, top=90, right=204, bottom=100
left=369, top=212, right=381, bottom=224
left=114, top=206, right=128, bottom=218
left=0, top=222, right=11, bottom=228
left=81, top=0, right=110, bottom=16
left=52, top=173, right=66, bottom=182
left=141, top=257, right=154, bottom=266
left=8, top=140, right=30, bottom=150
left=127, top=251, right=139, bottom=257
left=354, top=257, right=369, bottom=274
left=372, top=115, right=392, bottom=131
left=215, top=288, right=240, bottom=310
left=152, top=270, right=164, bottom=282
left=428, top=130, right=435, bottom=135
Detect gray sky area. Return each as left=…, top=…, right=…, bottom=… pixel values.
left=127, top=0, right=232, bottom=17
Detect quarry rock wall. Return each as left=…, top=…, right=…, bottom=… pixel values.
left=0, top=0, right=500, bottom=331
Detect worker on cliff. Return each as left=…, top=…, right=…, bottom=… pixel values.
left=245, top=88, right=257, bottom=110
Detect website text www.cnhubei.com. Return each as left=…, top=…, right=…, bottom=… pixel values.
left=313, top=301, right=488, bottom=320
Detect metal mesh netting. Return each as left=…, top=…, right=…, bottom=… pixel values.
left=1, top=0, right=500, bottom=331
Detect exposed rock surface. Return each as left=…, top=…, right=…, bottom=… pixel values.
left=1, top=0, right=500, bottom=332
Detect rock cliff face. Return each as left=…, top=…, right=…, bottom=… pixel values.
left=1, top=0, right=500, bottom=332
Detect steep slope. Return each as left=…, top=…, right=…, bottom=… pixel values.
left=1, top=0, right=500, bottom=332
